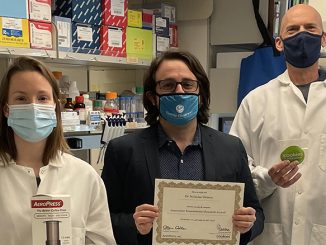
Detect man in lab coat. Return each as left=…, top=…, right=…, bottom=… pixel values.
left=230, top=4, right=326, bottom=245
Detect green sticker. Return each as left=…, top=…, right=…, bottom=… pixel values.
left=280, top=145, right=305, bottom=163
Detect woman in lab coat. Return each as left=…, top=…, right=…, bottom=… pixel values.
left=0, top=56, right=116, bottom=245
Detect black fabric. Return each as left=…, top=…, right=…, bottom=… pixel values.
left=102, top=124, right=264, bottom=245
left=36, top=177, right=41, bottom=187
left=158, top=124, right=203, bottom=180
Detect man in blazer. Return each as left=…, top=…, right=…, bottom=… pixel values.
left=102, top=51, right=264, bottom=245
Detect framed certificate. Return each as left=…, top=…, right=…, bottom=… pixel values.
left=152, top=179, right=244, bottom=245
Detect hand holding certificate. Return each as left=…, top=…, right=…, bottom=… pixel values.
left=152, top=179, right=245, bottom=245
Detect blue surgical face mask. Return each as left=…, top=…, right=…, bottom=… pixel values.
left=7, top=103, right=57, bottom=142
left=282, top=31, right=323, bottom=68
left=158, top=93, right=199, bottom=125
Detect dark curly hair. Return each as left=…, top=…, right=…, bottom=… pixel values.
left=143, top=50, right=210, bottom=125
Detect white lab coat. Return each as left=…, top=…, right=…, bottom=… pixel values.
left=0, top=152, right=116, bottom=245
left=230, top=70, right=326, bottom=245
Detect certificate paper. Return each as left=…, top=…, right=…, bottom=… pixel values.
left=153, top=179, right=244, bottom=245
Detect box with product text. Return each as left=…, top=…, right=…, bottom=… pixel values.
left=142, top=2, right=176, bottom=24
left=102, top=0, right=128, bottom=28
left=169, top=24, right=177, bottom=47
left=29, top=0, right=52, bottom=23
left=31, top=194, right=72, bottom=245
left=127, top=9, right=142, bottom=28
left=126, top=27, right=152, bottom=60
left=154, top=34, right=169, bottom=57
left=29, top=20, right=52, bottom=49
left=100, top=25, right=126, bottom=57
left=0, top=17, right=30, bottom=48
left=154, top=15, right=169, bottom=36
left=53, top=16, right=72, bottom=51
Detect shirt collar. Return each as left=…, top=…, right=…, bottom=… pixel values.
left=158, top=123, right=202, bottom=148
left=0, top=152, right=65, bottom=168
left=280, top=69, right=326, bottom=85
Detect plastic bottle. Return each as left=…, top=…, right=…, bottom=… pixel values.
left=104, top=92, right=119, bottom=115
left=69, top=81, right=80, bottom=103
left=135, top=86, right=144, bottom=120
left=74, top=96, right=86, bottom=124
left=64, top=98, right=74, bottom=112
left=83, top=94, right=93, bottom=116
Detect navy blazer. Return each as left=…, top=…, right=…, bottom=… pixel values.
left=102, top=123, right=264, bottom=245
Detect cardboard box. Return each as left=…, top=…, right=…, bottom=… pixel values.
left=0, top=17, right=30, bottom=48
left=126, top=27, right=152, bottom=60
left=142, top=2, right=176, bottom=24
left=53, top=16, right=72, bottom=51
left=0, top=0, right=28, bottom=19
left=72, top=22, right=100, bottom=54
left=142, top=9, right=153, bottom=30
left=29, top=20, right=52, bottom=49
left=29, top=0, right=52, bottom=23
left=31, top=194, right=72, bottom=245
left=169, top=24, right=178, bottom=47
left=102, top=0, right=128, bottom=28
left=154, top=15, right=169, bottom=36
left=127, top=9, right=142, bottom=28
left=100, top=25, right=126, bottom=57
left=61, top=111, right=80, bottom=126
left=155, top=34, right=169, bottom=57
left=54, top=0, right=102, bottom=25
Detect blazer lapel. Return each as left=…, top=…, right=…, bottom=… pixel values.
left=142, top=125, right=161, bottom=190
left=201, top=125, right=217, bottom=181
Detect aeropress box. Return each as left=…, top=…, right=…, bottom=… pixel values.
left=31, top=194, right=72, bottom=245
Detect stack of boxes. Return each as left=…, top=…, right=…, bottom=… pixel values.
left=126, top=9, right=153, bottom=61
left=54, top=0, right=102, bottom=54
left=0, top=0, right=178, bottom=59
left=100, top=0, right=128, bottom=57
left=0, top=0, right=52, bottom=49
left=29, top=0, right=52, bottom=49
left=137, top=2, right=177, bottom=58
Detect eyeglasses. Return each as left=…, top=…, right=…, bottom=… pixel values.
left=156, top=79, right=199, bottom=92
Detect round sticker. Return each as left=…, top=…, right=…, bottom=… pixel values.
left=176, top=104, right=184, bottom=113
left=280, top=145, right=305, bottom=163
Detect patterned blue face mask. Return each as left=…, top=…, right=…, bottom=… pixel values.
left=7, top=103, right=57, bottom=142
left=159, top=93, right=199, bottom=125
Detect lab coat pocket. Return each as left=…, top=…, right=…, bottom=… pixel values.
left=310, top=224, right=326, bottom=245
left=72, top=227, right=86, bottom=245
left=252, top=223, right=282, bottom=245
left=319, top=134, right=326, bottom=173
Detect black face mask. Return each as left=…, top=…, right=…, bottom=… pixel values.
left=282, top=31, right=323, bottom=68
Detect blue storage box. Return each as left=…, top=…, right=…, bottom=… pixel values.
left=72, top=22, right=100, bottom=54
left=54, top=0, right=102, bottom=25
left=0, top=0, right=28, bottom=19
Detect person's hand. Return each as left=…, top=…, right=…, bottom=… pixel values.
left=133, top=204, right=159, bottom=235
left=268, top=160, right=302, bottom=188
left=233, top=207, right=256, bottom=234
